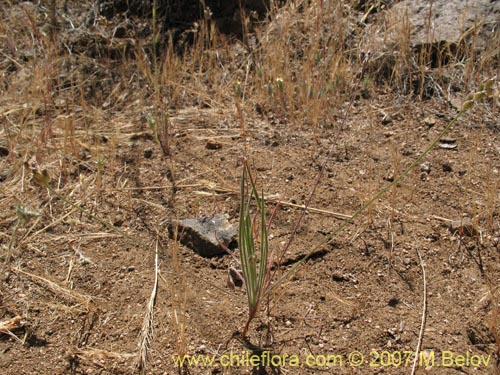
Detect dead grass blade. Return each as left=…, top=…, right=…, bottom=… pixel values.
left=10, top=267, right=92, bottom=310
left=0, top=315, right=25, bottom=343
left=0, top=315, right=24, bottom=333
left=15, top=207, right=76, bottom=250
left=191, top=181, right=351, bottom=219
left=136, top=239, right=159, bottom=374
left=70, top=347, right=135, bottom=369
left=411, top=248, right=428, bottom=375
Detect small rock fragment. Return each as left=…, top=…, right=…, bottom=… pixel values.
left=168, top=215, right=238, bottom=257
left=381, top=113, right=393, bottom=125
left=442, top=163, right=452, bottom=172
left=420, top=162, right=431, bottom=174
left=206, top=140, right=222, bottom=150
left=439, top=137, right=457, bottom=150
left=144, top=147, right=153, bottom=159
left=449, top=218, right=478, bottom=237
left=423, top=116, right=436, bottom=127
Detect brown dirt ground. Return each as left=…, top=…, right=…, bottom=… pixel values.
left=1, top=2, right=500, bottom=375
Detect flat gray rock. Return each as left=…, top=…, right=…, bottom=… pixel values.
left=392, top=0, right=500, bottom=49
left=168, top=215, right=238, bottom=257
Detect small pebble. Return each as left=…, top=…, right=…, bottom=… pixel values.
left=205, top=140, right=222, bottom=150
left=442, top=163, right=452, bottom=172
left=0, top=146, right=10, bottom=157
left=420, top=162, right=431, bottom=174
left=423, top=116, right=436, bottom=127
left=144, top=148, right=153, bottom=158
left=381, top=114, right=393, bottom=125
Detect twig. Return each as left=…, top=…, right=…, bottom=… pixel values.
left=411, top=248, right=427, bottom=375
left=192, top=187, right=351, bottom=219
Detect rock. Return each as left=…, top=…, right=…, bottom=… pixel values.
left=144, top=147, right=153, bottom=158
left=439, top=137, right=457, bottom=150
left=168, top=215, right=238, bottom=257
left=205, top=140, right=222, bottom=150
left=381, top=113, right=393, bottom=125
left=442, top=163, right=453, bottom=172
left=450, top=218, right=478, bottom=237
left=363, top=0, right=500, bottom=88
left=420, top=162, right=431, bottom=174
left=423, top=116, right=436, bottom=127
left=391, top=0, right=500, bottom=51
left=0, top=146, right=9, bottom=157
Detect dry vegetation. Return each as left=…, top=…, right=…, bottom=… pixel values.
left=1, top=0, right=500, bottom=374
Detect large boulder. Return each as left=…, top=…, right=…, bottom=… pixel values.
left=392, top=0, right=500, bottom=50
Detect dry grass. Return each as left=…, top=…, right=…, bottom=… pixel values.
left=136, top=239, right=160, bottom=374
left=10, top=267, right=93, bottom=311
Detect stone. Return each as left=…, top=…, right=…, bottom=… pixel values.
left=442, top=163, right=453, bottom=172
left=391, top=0, right=500, bottom=51
left=450, top=218, right=478, bottom=237
left=168, top=215, right=238, bottom=257
left=205, top=140, right=222, bottom=150
left=362, top=0, right=500, bottom=85
left=439, top=137, right=457, bottom=150
left=144, top=147, right=153, bottom=159
left=420, top=162, right=431, bottom=174
left=423, top=116, right=436, bottom=127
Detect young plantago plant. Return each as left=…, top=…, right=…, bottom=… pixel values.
left=239, top=161, right=272, bottom=337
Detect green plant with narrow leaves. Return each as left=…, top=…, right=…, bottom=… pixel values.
left=236, top=79, right=498, bottom=338
left=238, top=161, right=271, bottom=337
